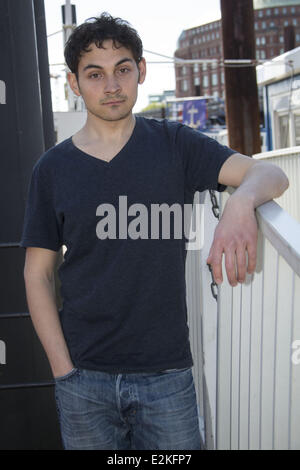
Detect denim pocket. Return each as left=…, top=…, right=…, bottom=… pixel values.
left=54, top=367, right=79, bottom=383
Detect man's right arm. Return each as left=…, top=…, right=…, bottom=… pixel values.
left=23, top=247, right=74, bottom=378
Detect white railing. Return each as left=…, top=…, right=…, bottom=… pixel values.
left=253, top=146, right=300, bottom=223
left=186, top=186, right=300, bottom=450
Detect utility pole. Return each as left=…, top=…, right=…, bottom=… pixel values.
left=284, top=25, right=295, bottom=52
left=62, top=0, right=77, bottom=111
left=220, top=0, right=261, bottom=156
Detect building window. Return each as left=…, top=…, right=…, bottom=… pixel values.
left=266, top=9, right=271, bottom=16
left=274, top=8, right=279, bottom=15
left=202, top=63, right=207, bottom=71
left=212, top=73, right=218, bottom=86
left=278, top=115, right=290, bottom=148
left=283, top=7, right=287, bottom=15
left=182, top=66, right=187, bottom=75
left=294, top=114, right=300, bottom=146
left=182, top=80, right=188, bottom=92
left=258, top=10, right=263, bottom=18
left=262, top=21, right=266, bottom=29
left=293, top=19, right=298, bottom=26
left=291, top=7, right=296, bottom=14
left=261, top=50, right=266, bottom=59
left=255, top=22, right=258, bottom=30
left=279, top=36, right=284, bottom=43
left=203, top=75, right=209, bottom=88
left=194, top=76, right=200, bottom=86
left=261, top=36, right=266, bottom=45
left=193, top=63, right=199, bottom=73
left=256, top=37, right=260, bottom=45
left=284, top=20, right=289, bottom=27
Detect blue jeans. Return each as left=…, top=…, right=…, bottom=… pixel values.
left=54, top=366, right=202, bottom=450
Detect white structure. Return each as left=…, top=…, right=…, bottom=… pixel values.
left=253, top=146, right=300, bottom=222
left=54, top=111, right=87, bottom=143
left=186, top=148, right=300, bottom=450
left=253, top=0, right=300, bottom=9
left=216, top=193, right=300, bottom=450
left=257, top=47, right=300, bottom=150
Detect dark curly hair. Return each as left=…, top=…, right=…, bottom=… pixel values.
left=64, top=12, right=143, bottom=78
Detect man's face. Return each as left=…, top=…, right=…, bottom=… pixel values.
left=68, top=40, right=146, bottom=122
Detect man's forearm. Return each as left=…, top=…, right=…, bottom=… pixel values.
left=24, top=275, right=73, bottom=377
left=226, top=161, right=289, bottom=210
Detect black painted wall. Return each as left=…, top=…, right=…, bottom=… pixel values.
left=0, top=0, right=62, bottom=450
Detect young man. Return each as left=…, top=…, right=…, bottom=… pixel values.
left=20, top=13, right=289, bottom=450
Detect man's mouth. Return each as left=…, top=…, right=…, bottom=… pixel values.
left=102, top=99, right=126, bottom=106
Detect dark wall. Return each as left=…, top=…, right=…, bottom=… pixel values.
left=0, top=0, right=62, bottom=450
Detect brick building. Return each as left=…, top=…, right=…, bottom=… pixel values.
left=174, top=1, right=300, bottom=99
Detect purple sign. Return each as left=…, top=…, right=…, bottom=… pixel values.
left=182, top=99, right=207, bottom=130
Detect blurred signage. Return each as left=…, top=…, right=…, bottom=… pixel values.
left=166, top=98, right=207, bottom=130
left=182, top=99, right=207, bottom=129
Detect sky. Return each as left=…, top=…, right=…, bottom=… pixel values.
left=45, top=0, right=222, bottom=112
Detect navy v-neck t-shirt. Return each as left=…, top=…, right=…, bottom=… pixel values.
left=20, top=117, right=237, bottom=373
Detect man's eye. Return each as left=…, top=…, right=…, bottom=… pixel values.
left=119, top=68, right=130, bottom=74
left=89, top=73, right=101, bottom=79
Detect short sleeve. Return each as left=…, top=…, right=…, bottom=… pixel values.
left=20, top=163, right=63, bottom=251
left=175, top=124, right=238, bottom=194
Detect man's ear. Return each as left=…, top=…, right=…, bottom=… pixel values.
left=67, top=72, right=81, bottom=96
left=137, top=58, right=146, bottom=85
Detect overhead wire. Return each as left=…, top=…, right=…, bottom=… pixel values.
left=47, top=30, right=293, bottom=68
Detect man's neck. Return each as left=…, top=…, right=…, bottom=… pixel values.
left=79, top=111, right=136, bottom=146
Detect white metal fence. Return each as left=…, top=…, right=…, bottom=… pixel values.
left=186, top=179, right=300, bottom=450
left=253, top=146, right=300, bottom=223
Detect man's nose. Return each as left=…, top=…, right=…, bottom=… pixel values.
left=104, top=75, right=121, bottom=94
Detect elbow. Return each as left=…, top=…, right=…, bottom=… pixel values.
left=283, top=174, right=289, bottom=191
left=279, top=171, right=289, bottom=196
left=267, top=163, right=289, bottom=198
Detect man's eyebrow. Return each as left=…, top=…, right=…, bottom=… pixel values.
left=83, top=58, right=134, bottom=72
